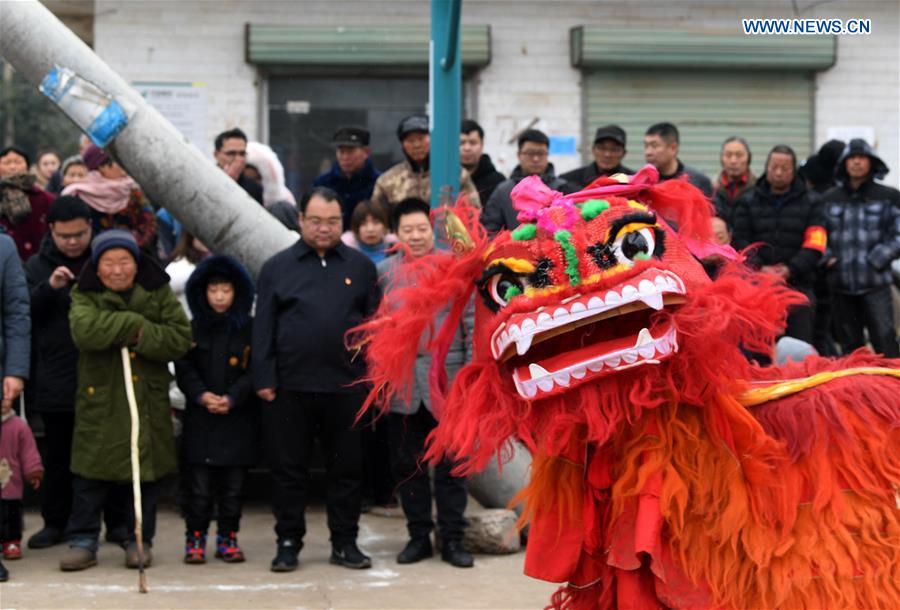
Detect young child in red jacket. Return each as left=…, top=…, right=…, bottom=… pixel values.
left=0, top=403, right=43, bottom=559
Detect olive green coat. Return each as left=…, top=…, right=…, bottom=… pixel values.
left=69, top=259, right=191, bottom=482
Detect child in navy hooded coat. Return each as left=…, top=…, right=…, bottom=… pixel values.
left=175, top=255, right=258, bottom=563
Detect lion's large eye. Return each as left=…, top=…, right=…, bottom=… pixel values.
left=489, top=273, right=529, bottom=307
left=612, top=227, right=656, bottom=264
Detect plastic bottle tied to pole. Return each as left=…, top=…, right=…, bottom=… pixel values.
left=39, top=66, right=130, bottom=147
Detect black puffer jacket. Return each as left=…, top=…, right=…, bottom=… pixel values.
left=731, top=175, right=825, bottom=289
left=175, top=255, right=259, bottom=466
left=559, top=162, right=634, bottom=190
left=24, top=235, right=90, bottom=411
left=482, top=164, right=577, bottom=233
left=469, top=153, right=505, bottom=203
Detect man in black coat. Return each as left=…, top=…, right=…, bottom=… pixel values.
left=482, top=129, right=576, bottom=233
left=313, top=126, right=381, bottom=231
left=822, top=139, right=900, bottom=357
left=732, top=145, right=826, bottom=344
left=560, top=125, right=634, bottom=189
left=214, top=128, right=264, bottom=204
left=460, top=119, right=505, bottom=203
left=253, top=187, right=381, bottom=573
left=24, top=196, right=128, bottom=549
left=643, top=122, right=713, bottom=197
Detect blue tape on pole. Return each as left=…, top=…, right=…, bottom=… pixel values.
left=86, top=100, right=129, bottom=147
left=39, top=66, right=69, bottom=103
left=39, top=66, right=130, bottom=148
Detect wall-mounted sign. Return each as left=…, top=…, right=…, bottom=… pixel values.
left=133, top=81, right=208, bottom=148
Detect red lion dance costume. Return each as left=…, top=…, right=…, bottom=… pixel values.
left=356, top=165, right=900, bottom=609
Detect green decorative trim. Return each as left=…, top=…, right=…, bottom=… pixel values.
left=634, top=251, right=651, bottom=261
left=554, top=230, right=581, bottom=286
left=580, top=199, right=609, bottom=221
left=511, top=223, right=537, bottom=241
left=503, top=285, right=522, bottom=302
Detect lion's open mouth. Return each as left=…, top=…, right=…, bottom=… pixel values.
left=490, top=270, right=686, bottom=399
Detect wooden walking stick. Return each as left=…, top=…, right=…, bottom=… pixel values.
left=121, top=347, right=148, bottom=593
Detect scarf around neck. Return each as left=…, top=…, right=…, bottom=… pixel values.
left=63, top=170, right=137, bottom=214
left=0, top=173, right=36, bottom=224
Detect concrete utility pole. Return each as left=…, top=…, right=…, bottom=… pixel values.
left=0, top=0, right=296, bottom=275
left=429, top=0, right=462, bottom=208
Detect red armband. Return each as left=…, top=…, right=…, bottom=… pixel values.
left=802, top=226, right=827, bottom=252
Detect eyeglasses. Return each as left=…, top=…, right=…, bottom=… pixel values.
left=519, top=150, right=548, bottom=159
left=595, top=146, right=624, bottom=154
left=304, top=217, right=342, bottom=228
left=52, top=229, right=90, bottom=242
left=222, top=150, right=247, bottom=157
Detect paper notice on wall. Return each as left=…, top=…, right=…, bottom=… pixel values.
left=549, top=135, right=578, bottom=156
left=826, top=126, right=876, bottom=148
left=133, top=82, right=208, bottom=148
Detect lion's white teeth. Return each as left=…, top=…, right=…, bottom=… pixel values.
left=515, top=333, right=533, bottom=356
left=640, top=292, right=664, bottom=311
left=635, top=328, right=654, bottom=348
left=529, top=363, right=551, bottom=380
left=553, top=372, right=571, bottom=387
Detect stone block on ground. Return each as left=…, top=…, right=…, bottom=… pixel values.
left=462, top=508, right=521, bottom=555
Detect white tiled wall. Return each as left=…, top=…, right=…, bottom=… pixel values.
left=93, top=0, right=899, bottom=187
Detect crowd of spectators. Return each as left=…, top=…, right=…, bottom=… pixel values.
left=0, top=112, right=898, bottom=583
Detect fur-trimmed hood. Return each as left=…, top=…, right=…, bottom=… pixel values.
left=185, top=254, right=255, bottom=330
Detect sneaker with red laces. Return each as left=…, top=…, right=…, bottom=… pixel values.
left=184, top=531, right=206, bottom=564
left=215, top=532, right=245, bottom=563
left=2, top=540, right=22, bottom=560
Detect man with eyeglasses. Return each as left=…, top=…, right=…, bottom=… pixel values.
left=482, top=129, right=575, bottom=233
left=24, top=196, right=130, bottom=550
left=560, top=125, right=634, bottom=190
left=213, top=128, right=263, bottom=204
left=253, top=186, right=381, bottom=573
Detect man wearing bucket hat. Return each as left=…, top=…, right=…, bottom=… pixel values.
left=822, top=139, right=900, bottom=357
left=371, top=115, right=480, bottom=217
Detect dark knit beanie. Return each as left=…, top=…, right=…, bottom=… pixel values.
left=81, top=144, right=111, bottom=172
left=91, top=229, right=139, bottom=266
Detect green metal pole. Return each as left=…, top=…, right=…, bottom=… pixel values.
left=430, top=0, right=462, bottom=209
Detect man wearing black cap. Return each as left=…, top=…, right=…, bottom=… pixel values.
left=822, top=139, right=900, bottom=357
left=313, top=126, right=381, bottom=231
left=560, top=125, right=634, bottom=189
left=371, top=115, right=480, bottom=214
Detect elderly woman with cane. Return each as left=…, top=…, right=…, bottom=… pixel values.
left=59, top=230, right=191, bottom=574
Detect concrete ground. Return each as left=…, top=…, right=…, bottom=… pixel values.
left=0, top=503, right=556, bottom=610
